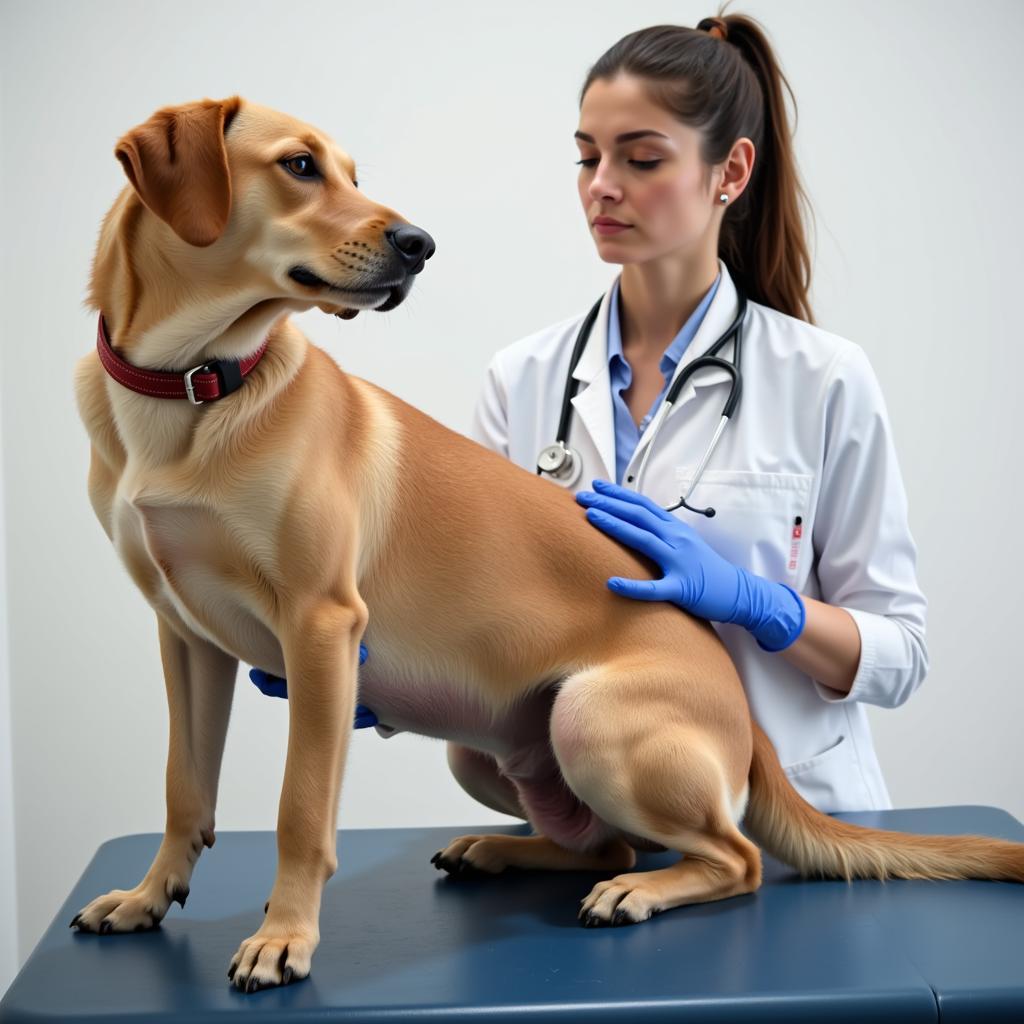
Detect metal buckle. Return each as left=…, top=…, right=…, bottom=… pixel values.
left=183, top=363, right=210, bottom=406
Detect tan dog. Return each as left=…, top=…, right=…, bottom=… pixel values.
left=71, top=95, right=1024, bottom=993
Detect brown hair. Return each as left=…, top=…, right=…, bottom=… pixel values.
left=579, top=5, right=816, bottom=325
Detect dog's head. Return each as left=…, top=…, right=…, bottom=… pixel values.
left=111, top=95, right=434, bottom=319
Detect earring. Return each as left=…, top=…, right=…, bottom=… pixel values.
left=719, top=193, right=728, bottom=203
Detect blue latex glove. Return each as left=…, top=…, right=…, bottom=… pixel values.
left=575, top=479, right=806, bottom=652
left=249, top=643, right=378, bottom=727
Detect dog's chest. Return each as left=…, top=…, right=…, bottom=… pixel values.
left=111, top=477, right=283, bottom=670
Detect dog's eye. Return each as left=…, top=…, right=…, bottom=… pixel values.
left=282, top=155, right=319, bottom=179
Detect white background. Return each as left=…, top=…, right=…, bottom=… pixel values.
left=1, top=0, right=1021, bottom=993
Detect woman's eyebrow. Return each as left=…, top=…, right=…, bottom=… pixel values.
left=574, top=130, right=670, bottom=144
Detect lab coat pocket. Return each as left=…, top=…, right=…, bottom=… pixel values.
left=673, top=468, right=812, bottom=583
left=781, top=733, right=865, bottom=813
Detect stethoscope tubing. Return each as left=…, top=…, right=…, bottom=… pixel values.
left=538, top=279, right=748, bottom=515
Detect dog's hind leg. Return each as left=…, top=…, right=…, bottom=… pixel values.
left=70, top=613, right=237, bottom=934
left=550, top=663, right=763, bottom=926
left=436, top=743, right=637, bottom=875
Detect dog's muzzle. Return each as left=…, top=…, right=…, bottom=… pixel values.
left=288, top=222, right=435, bottom=314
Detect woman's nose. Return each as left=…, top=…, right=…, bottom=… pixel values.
left=588, top=164, right=621, bottom=202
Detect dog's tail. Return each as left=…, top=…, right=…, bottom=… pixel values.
left=743, top=719, right=1024, bottom=882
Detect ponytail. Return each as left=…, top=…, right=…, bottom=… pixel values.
left=579, top=5, right=816, bottom=324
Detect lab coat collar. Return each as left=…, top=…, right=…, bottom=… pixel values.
left=571, top=257, right=738, bottom=387
left=568, top=258, right=739, bottom=482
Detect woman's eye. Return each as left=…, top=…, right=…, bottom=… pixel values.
left=282, top=155, right=319, bottom=179
left=574, top=158, right=662, bottom=170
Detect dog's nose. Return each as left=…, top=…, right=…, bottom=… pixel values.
left=384, top=224, right=436, bottom=275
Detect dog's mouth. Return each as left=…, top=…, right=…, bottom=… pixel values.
left=288, top=265, right=409, bottom=317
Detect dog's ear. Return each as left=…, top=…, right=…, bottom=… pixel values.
left=114, top=96, right=243, bottom=247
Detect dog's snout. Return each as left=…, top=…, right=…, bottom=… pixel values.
left=384, top=224, right=435, bottom=275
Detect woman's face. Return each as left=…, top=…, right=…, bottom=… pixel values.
left=575, top=72, right=726, bottom=265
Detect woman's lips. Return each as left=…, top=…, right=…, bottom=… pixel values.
left=594, top=221, right=631, bottom=235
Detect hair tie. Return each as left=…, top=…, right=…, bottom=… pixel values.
left=698, top=16, right=729, bottom=42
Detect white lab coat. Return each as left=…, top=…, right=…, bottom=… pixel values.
left=470, top=257, right=928, bottom=813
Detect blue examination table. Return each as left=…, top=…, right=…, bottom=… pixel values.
left=1, top=804, right=1022, bottom=1022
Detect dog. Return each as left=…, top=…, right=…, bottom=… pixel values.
left=71, top=95, right=1024, bottom=993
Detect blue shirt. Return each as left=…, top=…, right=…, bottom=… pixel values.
left=606, top=271, right=722, bottom=485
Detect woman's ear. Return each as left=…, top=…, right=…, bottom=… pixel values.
left=114, top=95, right=243, bottom=247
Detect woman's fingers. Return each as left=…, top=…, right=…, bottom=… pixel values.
left=249, top=668, right=288, bottom=698
left=607, top=576, right=680, bottom=602
left=576, top=490, right=669, bottom=536
left=583, top=507, right=673, bottom=565
left=589, top=478, right=676, bottom=521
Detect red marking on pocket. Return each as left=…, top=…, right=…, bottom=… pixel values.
left=789, top=516, right=804, bottom=572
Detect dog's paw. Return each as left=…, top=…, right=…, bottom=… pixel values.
left=228, top=920, right=318, bottom=992
left=577, top=874, right=663, bottom=927
left=69, top=875, right=190, bottom=934
left=430, top=834, right=509, bottom=877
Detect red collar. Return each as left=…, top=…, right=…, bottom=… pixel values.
left=95, top=313, right=270, bottom=405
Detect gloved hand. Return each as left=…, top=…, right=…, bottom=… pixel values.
left=575, top=479, right=805, bottom=652
left=249, top=643, right=378, bottom=727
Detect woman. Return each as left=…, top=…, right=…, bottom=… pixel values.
left=455, top=10, right=928, bottom=815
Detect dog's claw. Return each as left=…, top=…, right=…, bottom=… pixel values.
left=99, top=919, right=113, bottom=934
left=170, top=885, right=189, bottom=909
left=432, top=852, right=493, bottom=879
left=69, top=913, right=82, bottom=929
left=283, top=966, right=293, bottom=985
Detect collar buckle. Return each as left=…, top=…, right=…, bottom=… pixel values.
left=183, top=363, right=210, bottom=405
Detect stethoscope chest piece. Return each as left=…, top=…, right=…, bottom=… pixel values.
left=536, top=441, right=584, bottom=488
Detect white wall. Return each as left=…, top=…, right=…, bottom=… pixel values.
left=0, top=59, right=20, bottom=998
left=1, top=0, right=1022, bottom=982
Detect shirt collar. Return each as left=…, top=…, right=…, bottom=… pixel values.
left=606, top=270, right=722, bottom=375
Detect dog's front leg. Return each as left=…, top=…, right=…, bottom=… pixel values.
left=70, top=613, right=237, bottom=934
left=228, top=599, right=365, bottom=993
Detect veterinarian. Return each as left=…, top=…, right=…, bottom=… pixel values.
left=462, top=12, right=928, bottom=815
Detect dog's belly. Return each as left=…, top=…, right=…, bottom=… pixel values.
left=354, top=662, right=556, bottom=753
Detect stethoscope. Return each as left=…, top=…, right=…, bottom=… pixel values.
left=536, top=280, right=747, bottom=517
